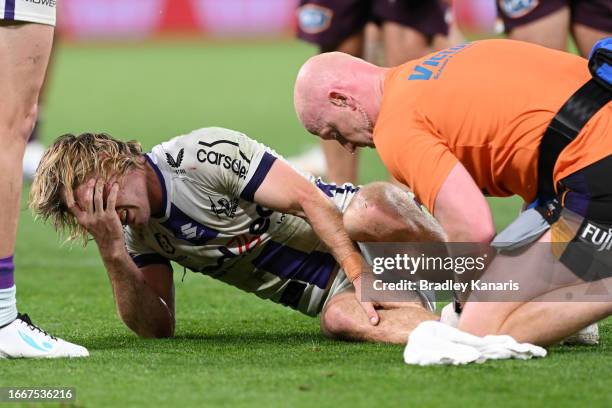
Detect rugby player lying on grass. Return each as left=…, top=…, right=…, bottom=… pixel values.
left=29, top=128, right=446, bottom=343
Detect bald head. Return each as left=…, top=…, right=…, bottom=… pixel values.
left=294, top=52, right=386, bottom=145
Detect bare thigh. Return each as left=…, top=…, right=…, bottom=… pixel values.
left=0, top=21, right=54, bottom=135
left=382, top=21, right=431, bottom=66
left=572, top=23, right=612, bottom=58
left=508, top=6, right=570, bottom=51
left=0, top=21, right=53, bottom=255
left=458, top=230, right=612, bottom=344
left=319, top=30, right=363, bottom=185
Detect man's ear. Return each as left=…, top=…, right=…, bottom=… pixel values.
left=329, top=91, right=350, bottom=107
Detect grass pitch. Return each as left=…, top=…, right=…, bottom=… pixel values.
left=2, top=40, right=610, bottom=407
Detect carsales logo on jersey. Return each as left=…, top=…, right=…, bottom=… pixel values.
left=197, top=149, right=248, bottom=179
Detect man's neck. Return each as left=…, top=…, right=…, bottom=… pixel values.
left=367, top=69, right=388, bottom=127
left=144, top=158, right=163, bottom=217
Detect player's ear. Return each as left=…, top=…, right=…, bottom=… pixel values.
left=328, top=91, right=349, bottom=107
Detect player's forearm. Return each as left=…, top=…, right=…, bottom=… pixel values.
left=98, top=246, right=175, bottom=338
left=300, top=192, right=359, bottom=268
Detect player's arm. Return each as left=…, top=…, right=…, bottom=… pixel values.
left=433, top=162, right=495, bottom=243
left=252, top=159, right=380, bottom=325
left=379, top=127, right=496, bottom=244
left=65, top=178, right=175, bottom=338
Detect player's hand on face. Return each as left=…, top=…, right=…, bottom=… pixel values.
left=65, top=178, right=124, bottom=250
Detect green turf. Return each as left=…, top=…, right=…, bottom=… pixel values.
left=1, top=40, right=610, bottom=408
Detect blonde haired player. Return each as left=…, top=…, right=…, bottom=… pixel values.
left=30, top=128, right=446, bottom=343
left=0, top=1, right=88, bottom=358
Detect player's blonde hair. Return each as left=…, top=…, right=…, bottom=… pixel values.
left=29, top=133, right=144, bottom=245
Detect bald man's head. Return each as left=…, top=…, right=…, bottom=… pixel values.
left=293, top=52, right=386, bottom=152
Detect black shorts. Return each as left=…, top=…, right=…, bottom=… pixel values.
left=296, top=0, right=448, bottom=51
left=550, top=155, right=612, bottom=281
left=497, top=0, right=612, bottom=33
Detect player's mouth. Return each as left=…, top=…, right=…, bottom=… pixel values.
left=118, top=209, right=128, bottom=225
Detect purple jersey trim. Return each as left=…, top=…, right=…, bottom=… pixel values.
left=315, top=179, right=359, bottom=198
left=240, top=152, right=277, bottom=202
left=130, top=253, right=171, bottom=269
left=4, top=0, right=15, bottom=20
left=252, top=241, right=336, bottom=289
left=145, top=154, right=168, bottom=218
left=161, top=203, right=220, bottom=245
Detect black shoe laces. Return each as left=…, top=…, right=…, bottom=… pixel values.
left=17, top=313, right=57, bottom=341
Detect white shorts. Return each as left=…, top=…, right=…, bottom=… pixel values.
left=0, top=0, right=56, bottom=26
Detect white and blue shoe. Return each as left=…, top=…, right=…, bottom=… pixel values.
left=0, top=313, right=89, bottom=359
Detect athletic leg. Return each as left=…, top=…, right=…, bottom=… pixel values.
left=319, top=32, right=363, bottom=184
left=381, top=22, right=431, bottom=66
left=0, top=21, right=87, bottom=359
left=573, top=24, right=612, bottom=58
left=319, top=182, right=446, bottom=343
left=23, top=32, right=56, bottom=180
left=458, top=231, right=612, bottom=346
left=342, top=182, right=446, bottom=243
left=571, top=0, right=612, bottom=57
left=0, top=21, right=52, bottom=327
left=321, top=290, right=435, bottom=344
left=376, top=0, right=449, bottom=66
left=499, top=2, right=570, bottom=51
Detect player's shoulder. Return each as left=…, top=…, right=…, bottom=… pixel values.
left=188, top=126, right=248, bottom=142
left=151, top=127, right=256, bottom=166
left=160, top=127, right=249, bottom=150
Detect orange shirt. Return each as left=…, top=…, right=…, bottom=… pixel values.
left=374, top=39, right=612, bottom=213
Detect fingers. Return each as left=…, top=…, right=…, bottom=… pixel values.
left=62, top=187, right=76, bottom=211
left=106, top=183, right=119, bottom=212
left=352, top=275, right=379, bottom=325
left=67, top=178, right=118, bottom=223
left=62, top=187, right=84, bottom=219
left=94, top=178, right=104, bottom=213
left=83, top=178, right=95, bottom=214
left=361, top=301, right=379, bottom=326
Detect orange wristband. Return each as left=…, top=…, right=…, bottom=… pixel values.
left=341, top=252, right=363, bottom=282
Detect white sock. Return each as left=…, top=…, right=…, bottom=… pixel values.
left=0, top=285, right=17, bottom=327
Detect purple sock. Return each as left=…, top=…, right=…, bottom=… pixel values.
left=0, top=256, right=14, bottom=289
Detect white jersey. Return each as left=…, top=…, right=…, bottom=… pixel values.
left=0, top=0, right=56, bottom=26
left=125, top=127, right=358, bottom=316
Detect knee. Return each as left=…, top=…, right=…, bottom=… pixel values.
left=0, top=101, right=38, bottom=146
left=345, top=182, right=440, bottom=241
left=320, top=301, right=359, bottom=340
left=343, top=182, right=400, bottom=240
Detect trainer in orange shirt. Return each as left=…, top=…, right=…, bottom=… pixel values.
left=293, top=39, right=612, bottom=346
